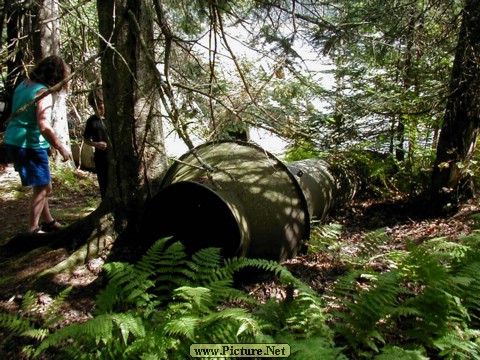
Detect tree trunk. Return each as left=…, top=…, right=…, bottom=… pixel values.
left=1, top=0, right=32, bottom=129
left=97, top=0, right=168, bottom=253
left=32, top=0, right=60, bottom=59
left=33, top=0, right=73, bottom=168
left=431, top=0, right=480, bottom=208
left=2, top=0, right=169, bottom=276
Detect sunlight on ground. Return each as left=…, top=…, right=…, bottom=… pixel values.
left=0, top=164, right=100, bottom=243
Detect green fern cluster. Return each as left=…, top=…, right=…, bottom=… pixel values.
left=19, top=238, right=343, bottom=359
left=0, top=287, right=72, bottom=358
left=307, top=222, right=344, bottom=254
left=7, top=229, right=479, bottom=359
left=330, top=231, right=480, bottom=359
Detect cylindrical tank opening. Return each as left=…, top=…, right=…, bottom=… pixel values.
left=147, top=181, right=242, bottom=257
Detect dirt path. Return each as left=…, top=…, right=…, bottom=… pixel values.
left=0, top=163, right=100, bottom=244
left=0, top=163, right=103, bottom=323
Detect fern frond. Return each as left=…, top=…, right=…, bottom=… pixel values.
left=433, top=328, right=480, bottom=359
left=173, top=286, right=213, bottom=311
left=163, top=316, right=200, bottom=341
left=96, top=261, right=156, bottom=313
left=283, top=291, right=330, bottom=337
left=135, top=237, right=172, bottom=275
left=374, top=345, right=429, bottom=360
left=219, top=257, right=285, bottom=279
left=21, top=328, right=50, bottom=341
left=21, top=290, right=38, bottom=312
left=400, top=242, right=450, bottom=286
left=0, top=311, right=33, bottom=336
left=42, top=286, right=72, bottom=327
left=111, top=313, right=146, bottom=344
left=276, top=333, right=346, bottom=360
left=356, top=228, right=389, bottom=260
left=34, top=322, right=86, bottom=356
left=95, top=280, right=119, bottom=313
left=423, top=237, right=472, bottom=263
left=307, top=222, right=344, bottom=253
left=188, top=246, right=224, bottom=283
left=391, top=306, right=423, bottom=318
left=204, top=320, right=254, bottom=344
left=330, top=267, right=402, bottom=352
left=123, top=333, right=178, bottom=360
left=151, top=241, right=194, bottom=296
left=35, top=313, right=120, bottom=356
left=203, top=307, right=260, bottom=336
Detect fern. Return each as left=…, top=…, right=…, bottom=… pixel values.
left=332, top=269, right=402, bottom=352
left=188, top=246, right=224, bottom=281
left=0, top=287, right=72, bottom=358
left=355, top=228, right=390, bottom=261
left=95, top=261, right=156, bottom=313
left=374, top=345, right=429, bottom=359
left=275, top=335, right=348, bottom=360
left=330, top=232, right=480, bottom=358
left=433, top=328, right=480, bottom=359
left=0, top=311, right=35, bottom=338
left=307, top=222, right=344, bottom=253
left=31, top=239, right=343, bottom=359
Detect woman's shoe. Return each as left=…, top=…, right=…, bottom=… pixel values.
left=30, top=227, right=46, bottom=234
left=41, top=219, right=61, bottom=232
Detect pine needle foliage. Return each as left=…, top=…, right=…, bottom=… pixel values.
left=30, top=238, right=342, bottom=359
left=330, top=231, right=480, bottom=358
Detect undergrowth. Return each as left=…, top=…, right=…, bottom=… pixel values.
left=0, top=238, right=342, bottom=359
left=2, top=227, right=480, bottom=359
left=310, top=222, right=480, bottom=359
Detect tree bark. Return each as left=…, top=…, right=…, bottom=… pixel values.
left=33, top=0, right=73, bottom=168
left=2, top=0, right=169, bottom=278
left=431, top=0, right=480, bottom=208
left=1, top=0, right=32, bottom=129
left=97, top=0, right=168, bottom=254
left=32, top=0, right=60, bottom=59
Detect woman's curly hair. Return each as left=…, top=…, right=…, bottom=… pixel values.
left=30, top=55, right=70, bottom=88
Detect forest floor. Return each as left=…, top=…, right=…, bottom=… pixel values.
left=1, top=162, right=480, bottom=357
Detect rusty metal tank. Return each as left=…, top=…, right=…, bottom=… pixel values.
left=146, top=140, right=310, bottom=262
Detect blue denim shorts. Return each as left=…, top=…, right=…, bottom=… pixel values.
left=6, top=145, right=51, bottom=186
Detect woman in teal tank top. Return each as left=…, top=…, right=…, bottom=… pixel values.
left=4, top=55, right=72, bottom=234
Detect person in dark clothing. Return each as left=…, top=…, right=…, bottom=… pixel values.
left=83, top=89, right=108, bottom=198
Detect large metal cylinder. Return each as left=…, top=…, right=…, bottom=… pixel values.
left=287, top=159, right=336, bottom=222
left=146, top=141, right=310, bottom=262
left=287, top=158, right=357, bottom=222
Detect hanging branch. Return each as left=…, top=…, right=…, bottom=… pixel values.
left=152, top=0, right=197, bottom=152
left=128, top=8, right=216, bottom=173
left=215, top=9, right=304, bottom=137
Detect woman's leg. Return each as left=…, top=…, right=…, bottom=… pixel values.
left=29, top=182, right=53, bottom=232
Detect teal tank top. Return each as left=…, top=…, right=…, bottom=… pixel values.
left=4, top=81, right=50, bottom=149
